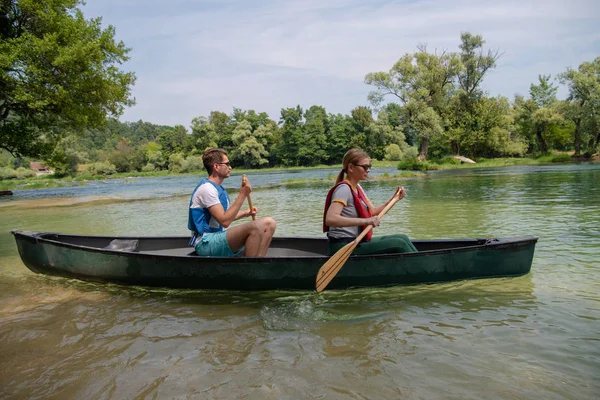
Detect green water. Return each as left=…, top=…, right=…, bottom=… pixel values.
left=0, top=164, right=598, bottom=399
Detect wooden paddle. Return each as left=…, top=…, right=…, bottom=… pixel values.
left=315, top=187, right=403, bottom=292
left=242, top=174, right=256, bottom=221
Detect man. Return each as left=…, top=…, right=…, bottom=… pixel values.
left=188, top=148, right=276, bottom=257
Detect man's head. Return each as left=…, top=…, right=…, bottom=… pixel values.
left=203, top=148, right=230, bottom=175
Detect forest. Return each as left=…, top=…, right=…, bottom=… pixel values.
left=1, top=0, right=599, bottom=180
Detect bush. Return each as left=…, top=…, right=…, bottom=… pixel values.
left=0, top=167, right=18, bottom=180
left=384, top=144, right=402, bottom=161
left=400, top=147, right=419, bottom=163
left=141, top=163, right=156, bottom=172
left=439, top=156, right=461, bottom=165
left=181, top=155, right=204, bottom=173
left=168, top=153, right=184, bottom=173
left=397, top=160, right=439, bottom=171
left=15, top=167, right=36, bottom=179
left=87, top=161, right=117, bottom=175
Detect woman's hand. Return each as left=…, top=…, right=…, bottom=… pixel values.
left=392, top=186, right=406, bottom=202
left=365, top=216, right=380, bottom=227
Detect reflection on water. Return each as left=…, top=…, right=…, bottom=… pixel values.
left=1, top=164, right=599, bottom=399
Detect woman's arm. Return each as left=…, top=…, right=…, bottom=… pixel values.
left=326, top=202, right=380, bottom=227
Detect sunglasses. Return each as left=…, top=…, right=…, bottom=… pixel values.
left=216, top=161, right=231, bottom=167
left=354, top=163, right=372, bottom=171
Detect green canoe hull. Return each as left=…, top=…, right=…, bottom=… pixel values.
left=12, top=231, right=537, bottom=290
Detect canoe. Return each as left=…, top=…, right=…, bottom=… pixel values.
left=11, top=230, right=537, bottom=291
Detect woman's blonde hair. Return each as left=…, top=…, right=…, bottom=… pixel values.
left=335, top=148, right=370, bottom=184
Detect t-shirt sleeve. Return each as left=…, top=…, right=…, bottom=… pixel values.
left=191, top=183, right=220, bottom=209
left=331, top=184, right=352, bottom=206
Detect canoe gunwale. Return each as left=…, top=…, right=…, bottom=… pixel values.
left=11, top=230, right=538, bottom=261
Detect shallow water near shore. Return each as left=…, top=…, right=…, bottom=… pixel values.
left=1, top=164, right=599, bottom=399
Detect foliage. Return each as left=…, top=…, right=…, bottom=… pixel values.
left=0, top=166, right=35, bottom=179
left=86, top=161, right=116, bottom=175
left=559, top=57, right=600, bottom=154
left=230, top=120, right=272, bottom=168
left=168, top=153, right=184, bottom=173
left=384, top=144, right=402, bottom=161
left=365, top=43, right=462, bottom=160
left=181, top=155, right=204, bottom=173
left=0, top=0, right=136, bottom=159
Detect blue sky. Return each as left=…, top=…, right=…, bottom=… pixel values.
left=81, top=0, right=600, bottom=127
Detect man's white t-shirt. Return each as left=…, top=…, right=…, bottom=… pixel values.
left=190, top=183, right=230, bottom=230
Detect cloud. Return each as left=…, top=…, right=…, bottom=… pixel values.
left=81, top=0, right=600, bottom=126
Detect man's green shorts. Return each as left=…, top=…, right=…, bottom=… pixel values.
left=194, top=231, right=243, bottom=257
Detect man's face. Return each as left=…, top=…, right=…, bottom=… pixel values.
left=214, top=156, right=231, bottom=178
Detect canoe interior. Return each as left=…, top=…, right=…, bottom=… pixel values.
left=22, top=232, right=495, bottom=258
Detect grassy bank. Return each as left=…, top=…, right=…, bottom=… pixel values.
left=1, top=153, right=596, bottom=192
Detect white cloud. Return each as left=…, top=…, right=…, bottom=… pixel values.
left=81, top=0, right=600, bottom=126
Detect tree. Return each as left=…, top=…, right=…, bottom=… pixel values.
left=158, top=125, right=187, bottom=156
left=514, top=76, right=564, bottom=154
left=279, top=106, right=304, bottom=166
left=230, top=120, right=270, bottom=168
left=0, top=0, right=136, bottom=158
left=559, top=57, right=600, bottom=154
left=365, top=45, right=461, bottom=160
left=209, top=111, right=233, bottom=150
left=300, top=105, right=328, bottom=166
left=190, top=116, right=218, bottom=152
left=449, top=33, right=501, bottom=155
left=326, top=113, right=353, bottom=164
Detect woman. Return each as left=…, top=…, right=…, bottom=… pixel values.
left=323, top=148, right=417, bottom=256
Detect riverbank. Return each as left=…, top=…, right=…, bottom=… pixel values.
left=1, top=153, right=597, bottom=192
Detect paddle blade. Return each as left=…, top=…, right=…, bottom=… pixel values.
left=315, top=240, right=358, bottom=292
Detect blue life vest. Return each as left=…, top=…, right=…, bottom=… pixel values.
left=188, top=178, right=230, bottom=236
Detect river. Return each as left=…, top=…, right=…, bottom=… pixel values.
left=0, top=164, right=598, bottom=399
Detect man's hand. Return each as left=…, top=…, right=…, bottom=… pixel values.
left=241, top=175, right=252, bottom=198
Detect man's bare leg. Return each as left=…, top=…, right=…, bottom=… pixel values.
left=226, top=217, right=276, bottom=257
left=226, top=222, right=261, bottom=256
left=256, top=217, right=276, bottom=256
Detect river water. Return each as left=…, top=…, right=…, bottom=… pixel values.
left=0, top=164, right=598, bottom=399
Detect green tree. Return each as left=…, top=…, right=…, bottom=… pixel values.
left=0, top=0, right=136, bottom=158
left=449, top=33, right=501, bottom=155
left=559, top=57, right=600, bottom=154
left=158, top=125, right=187, bottom=156
left=514, top=76, right=564, bottom=154
left=300, top=105, right=328, bottom=166
left=190, top=116, right=218, bottom=153
left=279, top=106, right=304, bottom=166
left=230, top=120, right=270, bottom=168
left=209, top=111, right=233, bottom=150
left=365, top=45, right=461, bottom=160
left=45, top=134, right=81, bottom=176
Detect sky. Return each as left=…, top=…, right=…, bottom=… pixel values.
left=80, top=0, right=600, bottom=128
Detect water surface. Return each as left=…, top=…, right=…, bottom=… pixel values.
left=1, top=164, right=598, bottom=399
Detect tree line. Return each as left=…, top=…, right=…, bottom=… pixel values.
left=1, top=1, right=599, bottom=177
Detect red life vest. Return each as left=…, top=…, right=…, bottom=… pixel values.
left=323, top=180, right=373, bottom=242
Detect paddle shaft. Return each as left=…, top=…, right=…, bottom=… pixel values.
left=315, top=187, right=403, bottom=292
left=352, top=192, right=400, bottom=242
left=247, top=194, right=256, bottom=221
left=242, top=174, right=256, bottom=221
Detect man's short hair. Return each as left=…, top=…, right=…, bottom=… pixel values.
left=203, top=148, right=228, bottom=174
